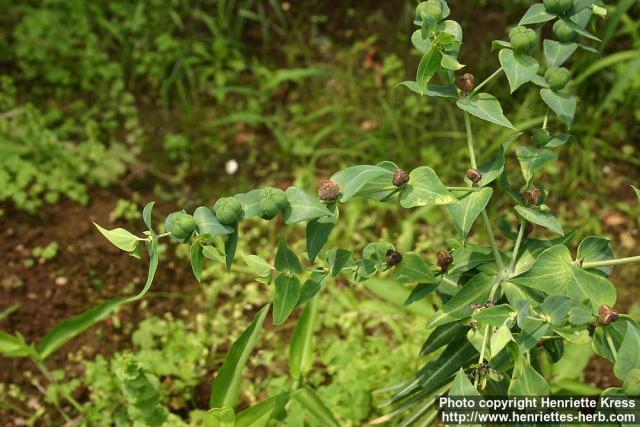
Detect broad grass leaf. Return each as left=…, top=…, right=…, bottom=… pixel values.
left=456, top=93, right=516, bottom=129
left=292, top=386, right=340, bottom=427
left=209, top=304, right=270, bottom=409
left=235, top=393, right=289, bottom=427
left=499, top=49, right=539, bottom=93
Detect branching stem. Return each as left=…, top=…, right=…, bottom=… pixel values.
left=470, top=67, right=503, bottom=97
left=508, top=221, right=527, bottom=274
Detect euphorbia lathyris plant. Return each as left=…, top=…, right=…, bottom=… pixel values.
left=2, top=0, right=637, bottom=424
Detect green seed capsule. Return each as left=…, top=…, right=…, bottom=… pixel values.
left=543, top=0, right=574, bottom=15
left=172, top=214, right=196, bottom=240
left=214, top=197, right=243, bottom=225
left=544, top=66, right=571, bottom=91
left=259, top=199, right=279, bottom=220
left=258, top=188, right=287, bottom=220
left=553, top=19, right=577, bottom=42
left=532, top=128, right=551, bottom=147
left=509, top=26, right=537, bottom=54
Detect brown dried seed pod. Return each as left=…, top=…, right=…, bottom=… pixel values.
left=522, top=187, right=541, bottom=206
left=393, top=168, right=410, bottom=187
left=466, top=168, right=482, bottom=184
left=386, top=249, right=403, bottom=267
left=456, top=73, right=475, bottom=93
left=470, top=303, right=483, bottom=311
left=598, top=305, right=619, bottom=326
left=318, top=180, right=340, bottom=201
left=437, top=250, right=453, bottom=272
left=587, top=323, right=597, bottom=337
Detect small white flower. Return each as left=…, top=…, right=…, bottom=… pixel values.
left=225, top=159, right=238, bottom=175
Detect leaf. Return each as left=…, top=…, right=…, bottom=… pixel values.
left=546, top=133, right=575, bottom=148
left=394, top=252, right=436, bottom=283
left=143, top=202, right=155, bottom=230
left=37, top=298, right=124, bottom=359
left=330, top=165, right=393, bottom=203
left=235, top=189, right=263, bottom=218
left=209, top=305, right=269, bottom=409
left=514, top=206, right=564, bottom=235
left=400, top=166, right=456, bottom=208
left=577, top=236, right=613, bottom=276
left=510, top=245, right=616, bottom=310
left=515, top=145, right=557, bottom=183
left=499, top=49, right=539, bottom=93
left=243, top=255, right=273, bottom=278
left=457, top=93, right=516, bottom=129
left=491, top=325, right=513, bottom=356
left=566, top=18, right=603, bottom=42
left=508, top=352, right=550, bottom=395
left=414, top=341, right=478, bottom=396
left=0, top=332, right=31, bottom=357
left=449, top=244, right=494, bottom=275
left=273, top=275, right=301, bottom=325
left=274, top=239, right=303, bottom=274
left=292, top=386, right=340, bottom=427
left=519, top=3, right=556, bottom=25
left=447, top=188, right=493, bottom=240
left=541, top=295, right=573, bottom=325
left=235, top=393, right=289, bottom=427
left=411, top=29, right=432, bottom=53
left=289, top=298, right=318, bottom=380
left=416, top=47, right=443, bottom=92
left=404, top=283, right=438, bottom=305
left=544, top=40, right=578, bottom=67
left=297, top=270, right=328, bottom=306
left=127, top=237, right=160, bottom=302
left=614, top=324, right=640, bottom=380
left=193, top=206, right=233, bottom=238
left=191, top=241, right=204, bottom=282
left=93, top=223, right=139, bottom=252
left=428, top=273, right=496, bottom=329
left=203, top=407, right=235, bottom=427
left=476, top=146, right=505, bottom=187
left=203, top=245, right=225, bottom=264
left=472, top=304, right=516, bottom=327
left=540, top=88, right=577, bottom=128
left=326, top=249, right=352, bottom=277
left=398, top=81, right=457, bottom=99
left=634, top=185, right=640, bottom=200
left=450, top=368, right=480, bottom=396
left=420, top=323, right=469, bottom=356
left=283, top=187, right=333, bottom=224
left=592, top=317, right=639, bottom=363
left=306, top=212, right=337, bottom=263
left=441, top=53, right=465, bottom=70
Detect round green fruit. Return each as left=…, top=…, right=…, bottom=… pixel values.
left=214, top=197, right=243, bottom=225
left=172, top=214, right=196, bottom=240
left=258, top=188, right=287, bottom=220
left=543, top=0, right=573, bottom=15
left=532, top=128, right=551, bottom=147
left=509, top=26, right=537, bottom=53
left=545, top=66, right=571, bottom=90
left=416, top=0, right=442, bottom=20
left=259, top=199, right=280, bottom=220
left=553, top=19, right=577, bottom=42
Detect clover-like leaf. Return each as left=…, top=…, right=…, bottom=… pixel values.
left=515, top=145, right=558, bottom=183
left=400, top=166, right=456, bottom=208
left=543, top=40, right=578, bottom=67
left=447, top=188, right=493, bottom=241
left=499, top=49, right=539, bottom=93
left=510, top=245, right=616, bottom=310
left=540, top=88, right=577, bottom=128
left=457, top=93, right=516, bottom=129
left=515, top=206, right=564, bottom=235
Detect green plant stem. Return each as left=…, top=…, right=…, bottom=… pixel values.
left=474, top=325, right=491, bottom=388
left=542, top=108, right=549, bottom=130
left=605, top=332, right=618, bottom=362
left=470, top=67, right=503, bottom=96
left=464, top=112, right=478, bottom=168
left=447, top=186, right=475, bottom=192
left=508, top=221, right=527, bottom=273
left=34, top=358, right=84, bottom=414
left=582, top=254, right=640, bottom=269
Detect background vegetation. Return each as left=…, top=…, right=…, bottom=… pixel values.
left=1, top=0, right=639, bottom=424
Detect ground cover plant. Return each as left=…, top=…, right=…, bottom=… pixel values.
left=1, top=0, right=640, bottom=425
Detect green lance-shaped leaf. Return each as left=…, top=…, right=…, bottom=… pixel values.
left=499, top=49, right=539, bottom=93
left=273, top=275, right=301, bottom=325
left=274, top=239, right=303, bottom=274
left=191, top=241, right=205, bottom=282
left=472, top=304, right=516, bottom=327
left=614, top=324, right=640, bottom=380
left=404, top=283, right=438, bottom=305
left=292, top=386, right=340, bottom=427
left=243, top=254, right=273, bottom=278
left=297, top=269, right=328, bottom=306
left=400, top=166, right=456, bottom=208
left=0, top=332, right=31, bottom=357
left=413, top=340, right=477, bottom=398
left=283, top=187, right=333, bottom=224
left=126, top=236, right=160, bottom=302
left=510, top=245, right=616, bottom=310
left=193, top=206, right=234, bottom=238
left=448, top=244, right=495, bottom=275
left=441, top=53, right=465, bottom=70
left=577, top=236, right=614, bottom=276
left=519, top=3, right=555, bottom=25
left=515, top=206, right=564, bottom=235
left=428, top=273, right=496, bottom=329
left=515, top=145, right=557, bottom=183
left=209, top=304, right=270, bottom=409
left=235, top=393, right=289, bottom=427
left=475, top=145, right=505, bottom=187
left=306, top=204, right=337, bottom=263
left=450, top=368, right=480, bottom=396
left=508, top=347, right=550, bottom=396
left=330, top=165, right=393, bottom=203
left=420, top=323, right=469, bottom=356
left=416, top=47, right=443, bottom=93
left=544, top=40, right=578, bottom=67
left=447, top=187, right=493, bottom=241
left=325, top=248, right=353, bottom=277
left=93, top=222, right=139, bottom=253
left=37, top=298, right=124, bottom=359
left=398, top=81, right=458, bottom=99
left=491, top=325, right=514, bottom=356
left=456, top=93, right=516, bottom=129
left=203, top=407, right=235, bottom=427
left=289, top=298, right=318, bottom=380
left=540, top=88, right=577, bottom=128
left=142, top=201, right=154, bottom=230
left=565, top=18, right=602, bottom=43
left=394, top=252, right=437, bottom=284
